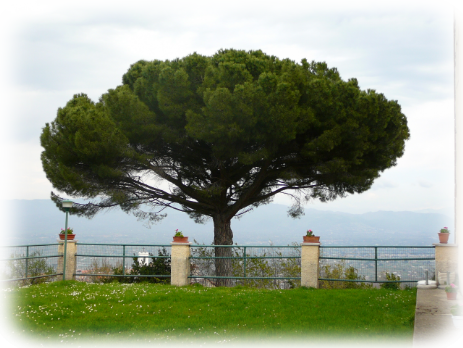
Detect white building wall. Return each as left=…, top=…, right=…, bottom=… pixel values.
left=454, top=6, right=462, bottom=284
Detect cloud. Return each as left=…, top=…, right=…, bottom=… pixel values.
left=418, top=180, right=433, bottom=188
left=371, top=180, right=399, bottom=190
left=399, top=99, right=454, bottom=170
left=10, top=1, right=452, bottom=99
left=0, top=143, right=52, bottom=199
left=9, top=5, right=453, bottom=142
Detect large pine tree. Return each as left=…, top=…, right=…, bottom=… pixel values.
left=41, top=49, right=409, bottom=282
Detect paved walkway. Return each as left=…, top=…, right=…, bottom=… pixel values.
left=413, top=287, right=462, bottom=347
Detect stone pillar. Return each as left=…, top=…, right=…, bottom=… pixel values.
left=57, top=240, right=77, bottom=280
left=301, top=242, right=320, bottom=288
left=171, top=242, right=191, bottom=286
left=433, top=243, right=459, bottom=286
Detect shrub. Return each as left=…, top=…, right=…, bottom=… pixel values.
left=6, top=250, right=55, bottom=286
left=191, top=241, right=301, bottom=289
left=319, top=261, right=372, bottom=289
left=112, top=247, right=171, bottom=284
left=85, top=258, right=115, bottom=283
left=380, top=272, right=401, bottom=290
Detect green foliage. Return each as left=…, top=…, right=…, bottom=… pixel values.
left=444, top=284, right=458, bottom=293
left=59, top=227, right=74, bottom=235
left=439, top=227, right=450, bottom=233
left=380, top=272, right=401, bottom=290
left=234, top=246, right=302, bottom=289
left=232, top=249, right=274, bottom=289
left=41, top=49, right=410, bottom=237
left=85, top=258, right=115, bottom=283
left=6, top=251, right=55, bottom=286
left=191, top=242, right=300, bottom=289
left=319, top=261, right=372, bottom=289
left=174, top=229, right=184, bottom=237
left=112, top=248, right=171, bottom=284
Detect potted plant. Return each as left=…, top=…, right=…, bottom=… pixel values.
left=445, top=283, right=458, bottom=300
left=438, top=226, right=450, bottom=244
left=451, top=304, right=463, bottom=328
left=173, top=229, right=189, bottom=243
left=59, top=227, right=75, bottom=240
left=303, top=229, right=320, bottom=243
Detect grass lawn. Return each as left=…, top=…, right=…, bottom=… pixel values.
left=4, top=281, right=416, bottom=345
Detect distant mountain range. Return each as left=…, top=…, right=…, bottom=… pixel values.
left=3, top=199, right=454, bottom=246
left=412, top=208, right=452, bottom=215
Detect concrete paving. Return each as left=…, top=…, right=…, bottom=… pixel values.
left=413, top=287, right=462, bottom=347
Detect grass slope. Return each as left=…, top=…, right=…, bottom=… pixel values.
left=6, top=281, right=416, bottom=345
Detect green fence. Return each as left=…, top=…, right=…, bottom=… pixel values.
left=0, top=244, right=62, bottom=285
left=1, top=243, right=436, bottom=289
left=319, top=246, right=435, bottom=288
left=189, top=244, right=301, bottom=289
left=74, top=243, right=171, bottom=283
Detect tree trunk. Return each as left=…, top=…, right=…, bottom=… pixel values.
left=213, top=214, right=233, bottom=287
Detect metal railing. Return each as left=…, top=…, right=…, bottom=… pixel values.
left=189, top=244, right=301, bottom=289
left=1, top=243, right=437, bottom=289
left=319, top=246, right=435, bottom=287
left=0, top=244, right=62, bottom=285
left=74, top=243, right=171, bottom=282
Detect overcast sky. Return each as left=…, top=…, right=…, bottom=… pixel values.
left=0, top=0, right=457, bottom=217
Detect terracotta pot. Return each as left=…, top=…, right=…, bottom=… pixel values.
left=303, top=236, right=320, bottom=243
left=173, top=236, right=189, bottom=243
left=59, top=234, right=75, bottom=240
left=438, top=233, right=450, bottom=244
left=447, top=291, right=457, bottom=300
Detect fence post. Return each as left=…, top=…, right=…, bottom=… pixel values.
left=171, top=241, right=191, bottom=286
left=301, top=242, right=321, bottom=288
left=25, top=246, right=29, bottom=280
left=243, top=246, right=247, bottom=278
left=57, top=240, right=77, bottom=280
left=122, top=245, right=126, bottom=276
left=433, top=243, right=459, bottom=286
